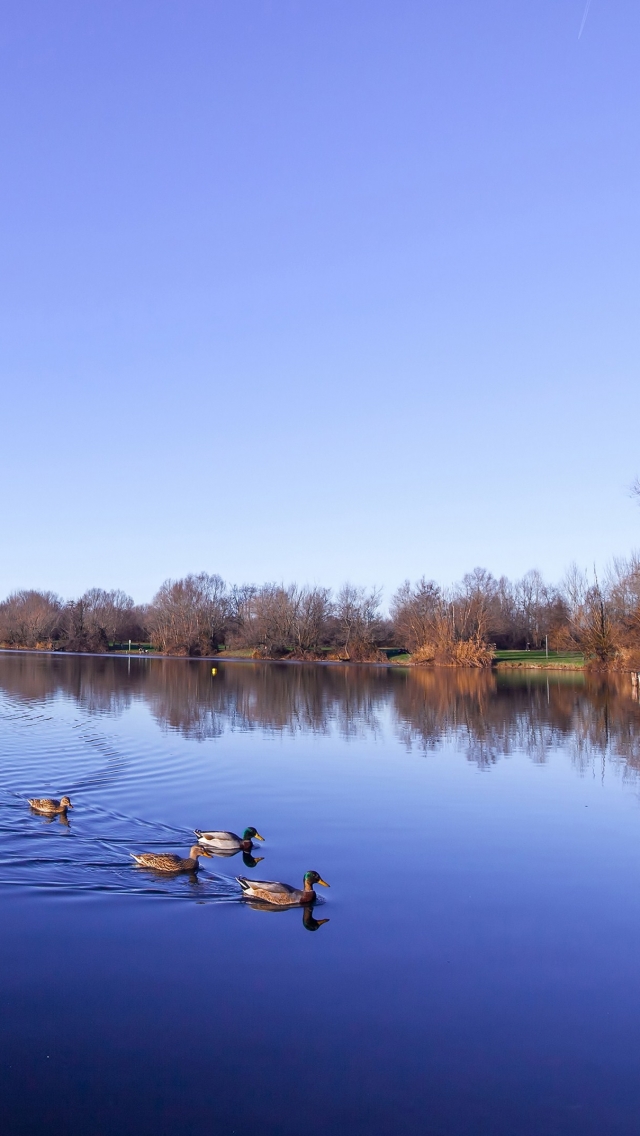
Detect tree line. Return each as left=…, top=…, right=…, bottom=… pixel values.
left=1, top=557, right=640, bottom=665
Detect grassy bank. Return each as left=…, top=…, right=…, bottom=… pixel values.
left=493, top=649, right=585, bottom=670
left=0, top=644, right=588, bottom=669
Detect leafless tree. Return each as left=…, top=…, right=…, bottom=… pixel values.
left=452, top=567, right=500, bottom=643
left=148, top=573, right=228, bottom=655
left=228, top=583, right=332, bottom=657
left=80, top=588, right=144, bottom=643
left=512, top=569, right=555, bottom=648
left=246, top=584, right=296, bottom=657
left=333, top=583, right=383, bottom=660
left=61, top=597, right=109, bottom=652
left=557, top=565, right=620, bottom=662
left=390, top=578, right=441, bottom=652
left=0, top=590, right=62, bottom=647
left=227, top=584, right=257, bottom=641
left=290, top=585, right=332, bottom=654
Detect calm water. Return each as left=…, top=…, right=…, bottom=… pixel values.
left=2, top=654, right=640, bottom=1135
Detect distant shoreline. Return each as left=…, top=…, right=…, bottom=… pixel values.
left=0, top=646, right=399, bottom=668
left=0, top=645, right=591, bottom=672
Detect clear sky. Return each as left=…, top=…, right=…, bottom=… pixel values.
left=1, top=1, right=639, bottom=604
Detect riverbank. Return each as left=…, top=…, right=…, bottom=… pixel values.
left=493, top=649, right=585, bottom=671
left=0, top=645, right=588, bottom=670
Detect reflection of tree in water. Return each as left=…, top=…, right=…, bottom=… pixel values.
left=147, top=662, right=388, bottom=741
left=394, top=668, right=640, bottom=777
left=0, top=655, right=388, bottom=742
left=2, top=655, right=640, bottom=780
left=0, top=652, right=143, bottom=716
left=567, top=676, right=640, bottom=779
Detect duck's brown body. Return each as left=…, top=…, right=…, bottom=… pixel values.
left=28, top=796, right=72, bottom=815
left=131, top=845, right=211, bottom=873
left=236, top=871, right=329, bottom=906
left=241, top=881, right=317, bottom=906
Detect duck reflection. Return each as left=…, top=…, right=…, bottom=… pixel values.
left=31, top=807, right=71, bottom=830
left=245, top=901, right=330, bottom=932
left=302, top=907, right=330, bottom=932
left=201, top=847, right=264, bottom=869
left=132, top=867, right=205, bottom=890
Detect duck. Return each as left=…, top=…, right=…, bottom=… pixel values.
left=131, top=845, right=213, bottom=873
left=194, top=826, right=264, bottom=852
left=28, top=796, right=73, bottom=815
left=236, top=870, right=329, bottom=906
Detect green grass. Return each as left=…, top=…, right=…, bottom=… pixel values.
left=217, top=647, right=257, bottom=658
left=493, top=649, right=584, bottom=667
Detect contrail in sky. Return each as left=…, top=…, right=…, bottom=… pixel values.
left=578, top=0, right=593, bottom=38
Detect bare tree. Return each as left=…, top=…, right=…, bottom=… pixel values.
left=453, top=567, right=500, bottom=643
left=580, top=579, right=619, bottom=664
left=227, top=584, right=257, bottom=642
left=513, top=569, right=553, bottom=648
left=148, top=573, right=228, bottom=655
left=61, top=597, right=109, bottom=652
left=226, top=583, right=332, bottom=657
left=390, top=571, right=496, bottom=665
left=0, top=590, right=62, bottom=647
left=290, top=585, right=332, bottom=655
left=334, top=584, right=383, bottom=660
left=80, top=588, right=143, bottom=644
left=246, top=584, right=296, bottom=657
left=390, top=578, right=441, bottom=652
left=558, top=565, right=620, bottom=662
left=562, top=563, right=589, bottom=621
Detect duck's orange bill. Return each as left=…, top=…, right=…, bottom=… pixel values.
left=254, top=832, right=265, bottom=841
left=317, top=878, right=330, bottom=887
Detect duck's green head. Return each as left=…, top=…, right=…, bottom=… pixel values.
left=305, top=870, right=330, bottom=888
left=243, top=827, right=264, bottom=842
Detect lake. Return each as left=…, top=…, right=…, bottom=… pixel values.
left=2, top=653, right=640, bottom=1135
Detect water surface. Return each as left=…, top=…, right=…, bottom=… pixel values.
left=2, top=653, right=640, bottom=1135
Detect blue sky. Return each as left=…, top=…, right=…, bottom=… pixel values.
left=1, top=1, right=639, bottom=603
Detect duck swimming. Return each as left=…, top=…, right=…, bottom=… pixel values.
left=236, top=870, right=329, bottom=906
left=194, top=827, right=264, bottom=852
left=28, top=796, right=73, bottom=815
left=131, top=845, right=213, bottom=873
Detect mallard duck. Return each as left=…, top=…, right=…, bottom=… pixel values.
left=131, top=845, right=213, bottom=873
left=194, top=827, right=264, bottom=851
left=236, top=870, right=329, bottom=906
left=28, top=796, right=73, bottom=814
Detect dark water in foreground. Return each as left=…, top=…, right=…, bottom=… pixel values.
left=2, top=655, right=640, bottom=1135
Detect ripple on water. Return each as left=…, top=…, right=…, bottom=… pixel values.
left=0, top=693, right=240, bottom=903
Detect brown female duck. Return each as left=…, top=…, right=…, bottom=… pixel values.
left=131, top=845, right=213, bottom=873
left=28, top=796, right=73, bottom=815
